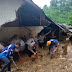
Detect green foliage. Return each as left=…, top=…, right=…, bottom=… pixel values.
left=67, top=12, right=72, bottom=26
left=43, top=0, right=72, bottom=26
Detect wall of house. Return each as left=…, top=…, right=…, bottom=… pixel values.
left=0, top=26, right=43, bottom=41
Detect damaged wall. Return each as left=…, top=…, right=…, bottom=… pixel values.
left=0, top=26, right=43, bottom=41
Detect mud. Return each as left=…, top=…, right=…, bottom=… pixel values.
left=11, top=42, right=72, bottom=72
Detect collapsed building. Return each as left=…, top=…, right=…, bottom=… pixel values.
left=0, top=0, right=70, bottom=41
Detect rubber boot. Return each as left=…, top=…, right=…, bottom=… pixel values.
left=35, top=54, right=39, bottom=58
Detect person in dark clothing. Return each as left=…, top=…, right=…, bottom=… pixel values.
left=0, top=42, right=20, bottom=72
left=28, top=41, right=39, bottom=61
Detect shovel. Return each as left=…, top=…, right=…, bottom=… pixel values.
left=17, top=52, right=23, bottom=63
left=11, top=59, right=24, bottom=72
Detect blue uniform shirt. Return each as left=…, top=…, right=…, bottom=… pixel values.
left=0, top=44, right=15, bottom=59
left=49, top=39, right=59, bottom=51
left=50, top=39, right=59, bottom=45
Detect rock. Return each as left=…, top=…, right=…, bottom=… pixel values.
left=60, top=55, right=62, bottom=58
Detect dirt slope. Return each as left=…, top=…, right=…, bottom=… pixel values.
left=11, top=43, right=72, bottom=72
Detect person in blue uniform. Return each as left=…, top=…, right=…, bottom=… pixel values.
left=47, top=39, right=59, bottom=54
left=0, top=42, right=20, bottom=72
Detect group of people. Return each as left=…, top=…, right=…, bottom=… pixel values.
left=0, top=34, right=59, bottom=72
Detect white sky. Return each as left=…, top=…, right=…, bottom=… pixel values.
left=0, top=0, right=51, bottom=26
left=33, top=0, right=51, bottom=8
left=0, top=0, right=23, bottom=26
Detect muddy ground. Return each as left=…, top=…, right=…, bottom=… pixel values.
left=11, top=42, right=72, bottom=72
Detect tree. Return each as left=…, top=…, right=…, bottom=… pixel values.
left=43, top=0, right=72, bottom=26
left=67, top=12, right=72, bottom=25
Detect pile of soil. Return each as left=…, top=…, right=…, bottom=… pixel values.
left=11, top=42, right=72, bottom=72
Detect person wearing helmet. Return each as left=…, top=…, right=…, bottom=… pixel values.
left=0, top=42, right=20, bottom=72
left=47, top=39, right=59, bottom=55
left=28, top=41, right=39, bottom=61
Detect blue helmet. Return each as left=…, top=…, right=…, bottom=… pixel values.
left=35, top=41, right=39, bottom=45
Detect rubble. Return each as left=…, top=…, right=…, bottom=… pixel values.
left=10, top=42, right=72, bottom=72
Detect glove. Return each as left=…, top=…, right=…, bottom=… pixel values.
left=34, top=52, right=36, bottom=55
left=36, top=51, right=37, bottom=54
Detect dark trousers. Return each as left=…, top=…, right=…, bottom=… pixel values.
left=28, top=49, right=36, bottom=57
left=39, top=42, right=44, bottom=48
left=0, top=60, right=3, bottom=68
left=0, top=57, right=11, bottom=72
left=24, top=44, right=28, bottom=53
left=13, top=52, right=19, bottom=61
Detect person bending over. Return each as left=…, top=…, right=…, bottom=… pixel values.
left=47, top=39, right=59, bottom=56
left=0, top=42, right=20, bottom=72
left=28, top=41, right=39, bottom=61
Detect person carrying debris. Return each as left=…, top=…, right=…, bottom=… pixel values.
left=47, top=39, right=59, bottom=56
left=0, top=42, right=20, bottom=72
left=28, top=41, right=39, bottom=61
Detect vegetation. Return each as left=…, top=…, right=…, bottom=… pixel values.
left=43, top=0, right=72, bottom=26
